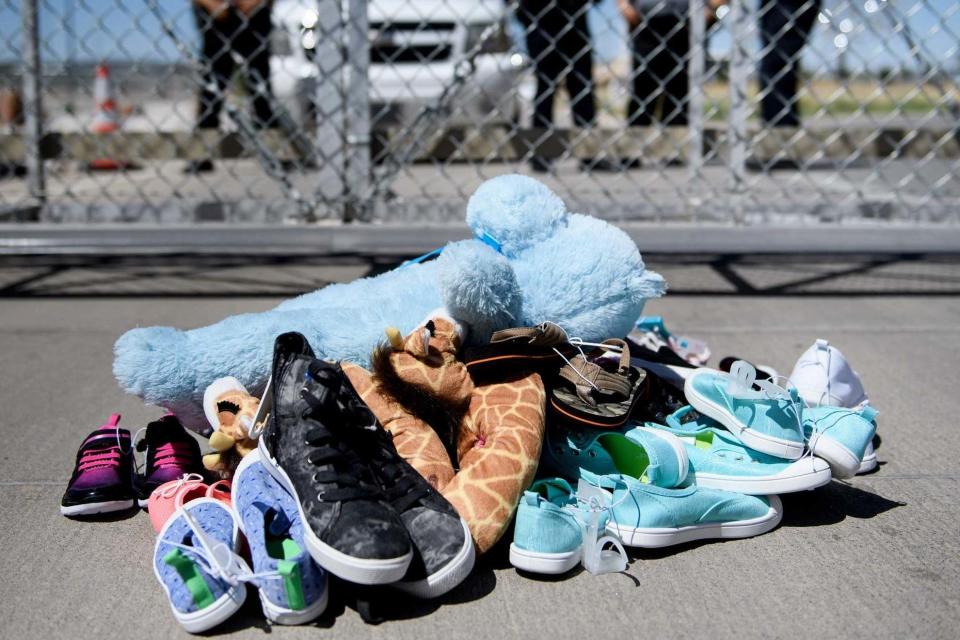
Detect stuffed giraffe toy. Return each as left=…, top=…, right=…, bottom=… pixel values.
left=342, top=315, right=546, bottom=554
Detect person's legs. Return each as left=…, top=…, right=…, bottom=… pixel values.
left=194, top=6, right=236, bottom=131
left=660, top=15, right=689, bottom=127
left=525, top=27, right=560, bottom=130
left=630, top=16, right=674, bottom=126
left=759, top=0, right=820, bottom=127
left=233, top=4, right=276, bottom=129
left=563, top=10, right=596, bottom=127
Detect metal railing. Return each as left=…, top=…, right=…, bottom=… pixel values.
left=1, top=0, right=958, bottom=227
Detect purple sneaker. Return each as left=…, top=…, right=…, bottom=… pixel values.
left=60, top=414, right=136, bottom=517
left=136, top=414, right=205, bottom=507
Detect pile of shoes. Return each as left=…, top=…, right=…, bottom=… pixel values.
left=61, top=332, right=476, bottom=633
left=503, top=320, right=879, bottom=576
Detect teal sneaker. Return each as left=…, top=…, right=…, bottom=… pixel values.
left=580, top=469, right=783, bottom=548
left=541, top=426, right=688, bottom=488
left=510, top=478, right=628, bottom=576
left=684, top=361, right=806, bottom=460
left=638, top=407, right=832, bottom=494
left=509, top=478, right=586, bottom=575
left=804, top=405, right=878, bottom=479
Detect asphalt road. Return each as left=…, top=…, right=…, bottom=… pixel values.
left=1, top=256, right=958, bottom=639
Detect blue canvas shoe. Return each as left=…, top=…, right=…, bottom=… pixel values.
left=232, top=450, right=329, bottom=625
left=804, top=405, right=878, bottom=479
left=509, top=478, right=585, bottom=575
left=510, top=477, right=626, bottom=576
left=639, top=407, right=832, bottom=494
left=580, top=469, right=783, bottom=548
left=684, top=361, right=806, bottom=460
left=542, top=425, right=688, bottom=488
left=153, top=498, right=248, bottom=633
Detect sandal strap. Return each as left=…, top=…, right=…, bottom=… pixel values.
left=558, top=359, right=633, bottom=406
left=490, top=323, right=568, bottom=346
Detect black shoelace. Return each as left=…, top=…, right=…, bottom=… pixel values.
left=301, top=361, right=429, bottom=512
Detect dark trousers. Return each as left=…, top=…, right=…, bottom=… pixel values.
left=522, top=8, right=597, bottom=128
left=629, top=14, right=689, bottom=126
left=758, top=0, right=821, bottom=127
left=194, top=5, right=275, bottom=129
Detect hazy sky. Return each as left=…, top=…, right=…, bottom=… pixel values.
left=2, top=0, right=957, bottom=75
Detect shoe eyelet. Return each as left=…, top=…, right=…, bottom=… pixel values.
left=588, top=451, right=597, bottom=457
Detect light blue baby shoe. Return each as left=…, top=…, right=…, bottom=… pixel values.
left=232, top=450, right=329, bottom=625
left=510, top=478, right=586, bottom=575
left=580, top=469, right=783, bottom=548
left=684, top=361, right=806, bottom=460
left=541, top=426, right=688, bottom=488
left=510, top=477, right=627, bottom=576
left=803, top=405, right=878, bottom=479
left=153, top=498, right=248, bottom=633
left=638, top=406, right=832, bottom=494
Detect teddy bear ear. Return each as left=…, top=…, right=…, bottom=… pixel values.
left=465, top=174, right=568, bottom=258
left=203, top=376, right=250, bottom=432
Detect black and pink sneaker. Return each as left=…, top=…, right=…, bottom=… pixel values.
left=60, top=414, right=136, bottom=517
left=135, top=413, right=205, bottom=507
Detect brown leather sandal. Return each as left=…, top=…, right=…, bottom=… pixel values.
left=549, top=339, right=648, bottom=430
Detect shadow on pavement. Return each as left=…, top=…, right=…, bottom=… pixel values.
left=780, top=480, right=905, bottom=528
left=1, top=253, right=959, bottom=298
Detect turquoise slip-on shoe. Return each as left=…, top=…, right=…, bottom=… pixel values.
left=509, top=478, right=586, bottom=575
left=684, top=361, right=806, bottom=460
left=541, top=426, right=688, bottom=488
left=580, top=469, right=783, bottom=548
left=510, top=477, right=628, bottom=576
left=804, top=405, right=878, bottom=479
left=638, top=406, right=832, bottom=494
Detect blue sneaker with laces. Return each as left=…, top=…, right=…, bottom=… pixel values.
left=153, top=498, right=248, bottom=633
left=639, top=406, right=832, bottom=494
left=804, top=405, right=878, bottom=479
left=232, top=450, right=329, bottom=625
left=580, top=469, right=783, bottom=548
left=684, top=361, right=807, bottom=460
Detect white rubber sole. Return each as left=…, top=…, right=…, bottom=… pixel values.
left=609, top=495, right=783, bottom=548
left=808, top=432, right=860, bottom=479
left=153, top=498, right=247, bottom=633
left=691, top=458, right=832, bottom=495
left=857, top=443, right=878, bottom=475
left=259, top=575, right=329, bottom=625
left=392, top=518, right=476, bottom=598
left=685, top=372, right=805, bottom=460
left=509, top=544, right=581, bottom=575
left=257, top=439, right=413, bottom=585
left=137, top=497, right=149, bottom=509
left=60, top=499, right=135, bottom=516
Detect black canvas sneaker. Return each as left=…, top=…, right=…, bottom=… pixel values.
left=258, top=332, right=412, bottom=585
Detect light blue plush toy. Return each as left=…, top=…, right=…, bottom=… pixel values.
left=114, top=175, right=666, bottom=432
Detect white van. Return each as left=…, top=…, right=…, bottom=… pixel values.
left=270, top=0, right=529, bottom=128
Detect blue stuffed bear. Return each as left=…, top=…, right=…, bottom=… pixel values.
left=114, top=175, right=666, bottom=432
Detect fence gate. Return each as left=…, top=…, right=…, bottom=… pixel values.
left=1, top=0, right=958, bottom=228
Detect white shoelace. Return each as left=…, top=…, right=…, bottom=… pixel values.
left=167, top=509, right=286, bottom=588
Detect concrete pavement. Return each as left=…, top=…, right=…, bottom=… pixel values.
left=1, top=256, right=958, bottom=639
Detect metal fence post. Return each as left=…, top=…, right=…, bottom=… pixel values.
left=344, top=0, right=370, bottom=222
left=314, top=0, right=347, bottom=217
left=727, top=0, right=749, bottom=224
left=688, top=0, right=705, bottom=184
left=21, top=0, right=46, bottom=207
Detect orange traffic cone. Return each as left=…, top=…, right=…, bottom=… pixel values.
left=87, top=63, right=129, bottom=171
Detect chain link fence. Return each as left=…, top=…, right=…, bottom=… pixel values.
left=1, top=0, right=958, bottom=227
